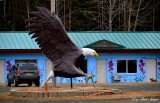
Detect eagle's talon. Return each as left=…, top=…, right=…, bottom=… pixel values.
left=86, top=74, right=94, bottom=79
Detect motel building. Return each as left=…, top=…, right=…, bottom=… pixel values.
left=0, top=31, right=160, bottom=84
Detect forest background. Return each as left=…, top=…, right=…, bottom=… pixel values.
left=0, top=0, right=160, bottom=31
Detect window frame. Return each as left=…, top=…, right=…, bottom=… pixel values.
left=116, top=59, right=138, bottom=74
left=15, top=60, right=37, bottom=64
left=79, top=59, right=88, bottom=74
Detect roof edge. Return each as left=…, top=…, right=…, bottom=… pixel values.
left=0, top=31, right=29, bottom=33
left=1, top=31, right=160, bottom=33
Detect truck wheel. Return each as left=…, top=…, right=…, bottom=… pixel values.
left=35, top=81, right=40, bottom=87
left=7, top=80, right=11, bottom=86
left=14, top=79, right=18, bottom=87
left=28, top=82, right=32, bottom=87
left=7, top=82, right=11, bottom=86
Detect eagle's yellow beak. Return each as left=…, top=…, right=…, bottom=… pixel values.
left=94, top=52, right=98, bottom=57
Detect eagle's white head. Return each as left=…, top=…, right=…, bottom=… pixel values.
left=82, top=48, right=98, bottom=57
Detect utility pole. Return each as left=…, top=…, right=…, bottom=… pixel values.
left=51, top=0, right=55, bottom=13
left=50, top=0, right=56, bottom=88
left=52, top=63, right=56, bottom=88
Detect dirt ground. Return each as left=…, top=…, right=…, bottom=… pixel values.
left=0, top=91, right=160, bottom=101
left=0, top=83, right=160, bottom=101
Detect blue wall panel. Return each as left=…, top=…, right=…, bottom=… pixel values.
left=56, top=56, right=97, bottom=84
left=86, top=56, right=97, bottom=82
left=93, top=53, right=160, bottom=83
left=0, top=54, right=47, bottom=83
left=0, top=53, right=160, bottom=84
left=157, top=57, right=160, bottom=81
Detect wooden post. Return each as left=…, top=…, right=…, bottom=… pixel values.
left=52, top=76, right=56, bottom=88
left=45, top=83, right=48, bottom=91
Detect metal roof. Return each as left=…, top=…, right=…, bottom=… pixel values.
left=0, top=32, right=39, bottom=49
left=67, top=32, right=160, bottom=49
left=0, top=31, right=160, bottom=49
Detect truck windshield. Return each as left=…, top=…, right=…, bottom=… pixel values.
left=19, top=64, right=38, bottom=70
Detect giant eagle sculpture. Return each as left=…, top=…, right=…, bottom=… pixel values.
left=26, top=6, right=98, bottom=87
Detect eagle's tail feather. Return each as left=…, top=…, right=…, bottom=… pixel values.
left=40, top=70, right=54, bottom=88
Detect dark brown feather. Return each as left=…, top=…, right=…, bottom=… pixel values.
left=26, top=6, right=86, bottom=77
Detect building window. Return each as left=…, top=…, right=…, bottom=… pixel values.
left=117, top=60, right=137, bottom=73
left=79, top=60, right=87, bottom=73
left=15, top=60, right=37, bottom=64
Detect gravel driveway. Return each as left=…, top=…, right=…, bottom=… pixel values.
left=1, top=82, right=160, bottom=92
left=0, top=82, right=160, bottom=103
left=98, top=82, right=160, bottom=91
left=1, top=98, right=160, bottom=103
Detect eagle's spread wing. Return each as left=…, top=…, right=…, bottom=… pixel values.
left=26, top=6, right=86, bottom=78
